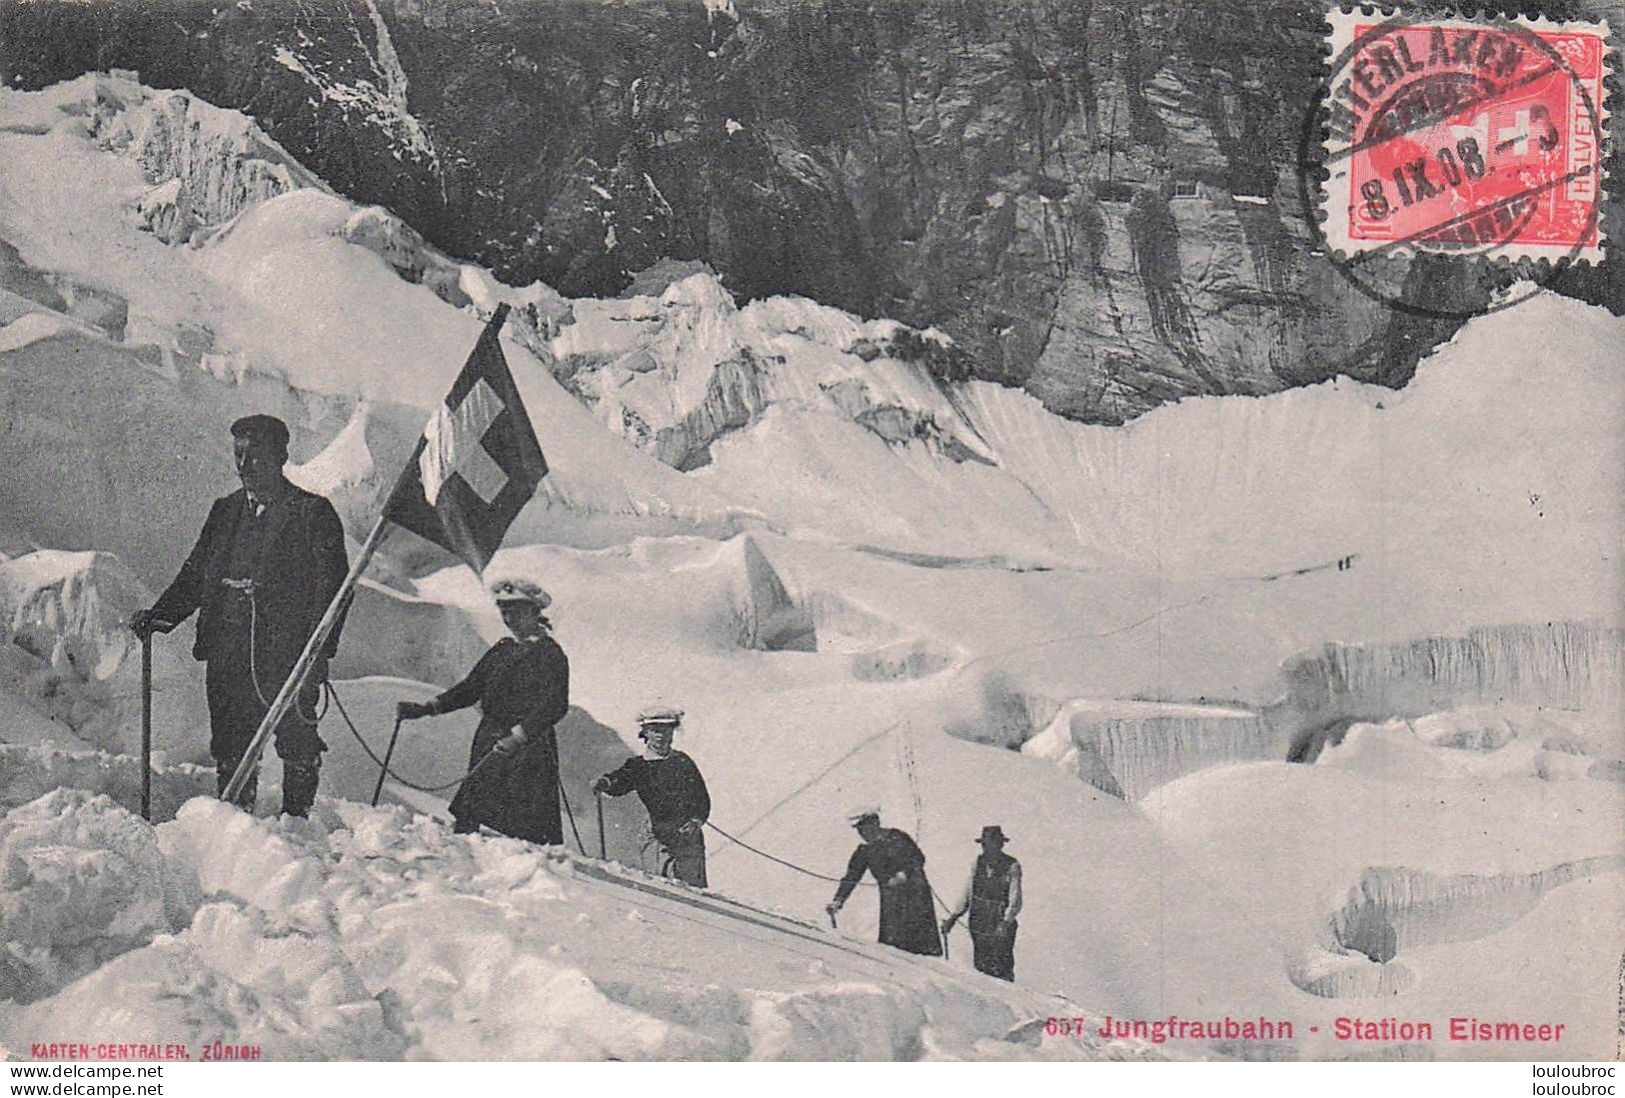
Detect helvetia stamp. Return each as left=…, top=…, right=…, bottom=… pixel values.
left=1307, top=8, right=1610, bottom=310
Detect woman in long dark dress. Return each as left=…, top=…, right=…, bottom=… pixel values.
left=396, top=578, right=570, bottom=844
left=825, top=808, right=944, bottom=956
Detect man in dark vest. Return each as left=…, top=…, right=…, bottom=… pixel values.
left=592, top=706, right=710, bottom=886
left=826, top=808, right=943, bottom=957
left=130, top=415, right=349, bottom=817
left=941, top=825, right=1023, bottom=981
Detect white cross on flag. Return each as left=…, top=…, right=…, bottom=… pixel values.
left=382, top=303, right=548, bottom=573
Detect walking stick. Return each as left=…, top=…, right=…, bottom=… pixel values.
left=140, top=631, right=153, bottom=821
left=556, top=769, right=586, bottom=856
left=595, top=790, right=607, bottom=859
left=371, top=716, right=403, bottom=807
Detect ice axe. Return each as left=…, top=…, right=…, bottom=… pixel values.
left=140, top=630, right=152, bottom=821
left=135, top=616, right=173, bottom=822
left=939, top=913, right=959, bottom=962
left=371, top=715, right=404, bottom=807
left=595, top=790, right=607, bottom=859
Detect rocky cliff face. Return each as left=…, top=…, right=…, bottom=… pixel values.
left=2, top=0, right=1618, bottom=422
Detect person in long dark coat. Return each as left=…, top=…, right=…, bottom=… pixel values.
left=941, top=825, right=1023, bottom=981
left=131, top=414, right=349, bottom=817
left=396, top=577, right=569, bottom=844
left=592, top=705, right=711, bottom=886
left=826, top=808, right=943, bottom=957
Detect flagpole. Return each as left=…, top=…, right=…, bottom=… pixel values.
left=222, top=513, right=391, bottom=804
left=223, top=303, right=517, bottom=805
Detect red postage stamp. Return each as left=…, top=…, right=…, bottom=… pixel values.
left=1320, top=9, right=1610, bottom=262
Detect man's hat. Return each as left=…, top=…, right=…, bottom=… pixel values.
left=846, top=805, right=881, bottom=826
left=488, top=576, right=552, bottom=608
left=977, top=825, right=1008, bottom=844
left=230, top=414, right=290, bottom=453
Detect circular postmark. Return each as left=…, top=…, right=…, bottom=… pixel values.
left=1296, top=14, right=1606, bottom=319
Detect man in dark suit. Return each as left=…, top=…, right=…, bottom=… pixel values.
left=131, top=415, right=349, bottom=816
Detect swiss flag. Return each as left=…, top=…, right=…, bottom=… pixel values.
left=382, top=303, right=548, bottom=573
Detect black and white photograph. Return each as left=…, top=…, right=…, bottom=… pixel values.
left=0, top=0, right=1619, bottom=1073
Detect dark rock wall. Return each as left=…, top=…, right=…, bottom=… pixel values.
left=2, top=0, right=1617, bottom=423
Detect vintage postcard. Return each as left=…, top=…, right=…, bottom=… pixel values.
left=0, top=0, right=1619, bottom=1076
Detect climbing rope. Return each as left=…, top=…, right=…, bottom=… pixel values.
left=704, top=820, right=956, bottom=916
left=956, top=549, right=1362, bottom=672
left=716, top=550, right=1363, bottom=846
left=726, top=719, right=907, bottom=841
left=327, top=683, right=490, bottom=793
left=329, top=684, right=588, bottom=857
left=705, top=821, right=860, bottom=885
left=231, top=580, right=327, bottom=725
left=696, top=559, right=1369, bottom=924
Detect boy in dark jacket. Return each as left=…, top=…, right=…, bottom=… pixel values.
left=592, top=706, right=710, bottom=886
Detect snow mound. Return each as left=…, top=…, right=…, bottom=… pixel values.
left=332, top=580, right=488, bottom=686
left=1020, top=699, right=1282, bottom=800
left=1142, top=760, right=1625, bottom=1052
left=1285, top=623, right=1624, bottom=759
left=1328, top=858, right=1625, bottom=962
left=0, top=311, right=83, bottom=353
left=286, top=402, right=375, bottom=500
left=10, top=899, right=405, bottom=1060
left=0, top=551, right=207, bottom=762
left=0, top=744, right=213, bottom=821
left=0, top=790, right=177, bottom=1004
left=1286, top=947, right=1418, bottom=999
left=1318, top=706, right=1621, bottom=786
left=847, top=639, right=957, bottom=683
left=478, top=534, right=857, bottom=661
left=157, top=799, right=328, bottom=932
left=0, top=658, right=95, bottom=751
left=1, top=550, right=147, bottom=679
left=730, top=537, right=816, bottom=653
left=101, top=82, right=326, bottom=243
left=1409, top=708, right=1518, bottom=750
left=2, top=793, right=1134, bottom=1061
left=346, top=892, right=718, bottom=1060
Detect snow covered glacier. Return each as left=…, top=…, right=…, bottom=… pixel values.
left=1, top=74, right=1622, bottom=1060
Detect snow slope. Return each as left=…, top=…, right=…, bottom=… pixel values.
left=0, top=793, right=1152, bottom=1062
left=553, top=267, right=1622, bottom=580
left=1, top=74, right=1621, bottom=1060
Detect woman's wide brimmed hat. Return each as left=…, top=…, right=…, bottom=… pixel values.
left=489, top=577, right=552, bottom=608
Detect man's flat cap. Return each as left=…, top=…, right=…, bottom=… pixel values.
left=230, top=414, right=290, bottom=451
